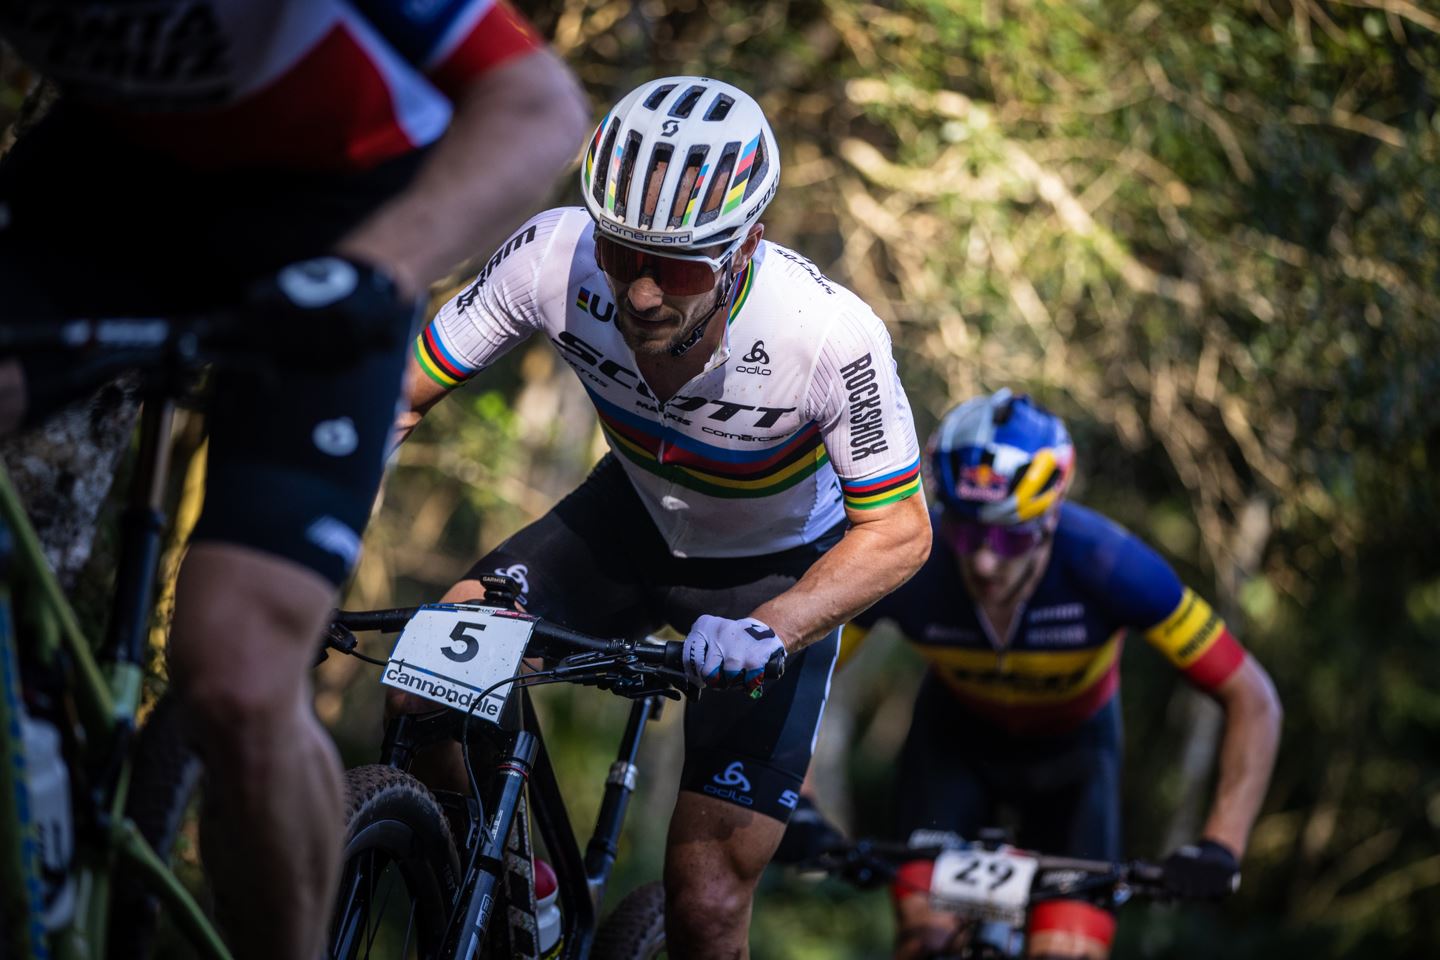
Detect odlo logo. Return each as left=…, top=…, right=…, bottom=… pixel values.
left=736, top=340, right=771, bottom=376
left=703, top=761, right=754, bottom=806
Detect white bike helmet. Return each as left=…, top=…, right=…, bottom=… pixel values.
left=581, top=77, right=780, bottom=251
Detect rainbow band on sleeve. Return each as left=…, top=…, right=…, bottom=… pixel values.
left=413, top=319, right=478, bottom=389
left=840, top=456, right=923, bottom=510
left=1143, top=588, right=1245, bottom=690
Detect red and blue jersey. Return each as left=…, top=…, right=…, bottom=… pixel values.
left=0, top=0, right=542, bottom=170
left=847, top=503, right=1246, bottom=735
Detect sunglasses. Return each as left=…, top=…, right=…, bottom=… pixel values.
left=593, top=232, right=741, bottom=296
left=942, top=517, right=1047, bottom=558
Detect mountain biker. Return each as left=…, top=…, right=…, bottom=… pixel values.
left=393, top=75, right=932, bottom=959
left=841, top=389, right=1282, bottom=960
left=0, top=4, right=588, bottom=957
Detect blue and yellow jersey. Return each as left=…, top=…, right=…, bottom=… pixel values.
left=846, top=503, right=1246, bottom=735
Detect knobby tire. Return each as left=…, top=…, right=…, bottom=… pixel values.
left=328, top=764, right=459, bottom=960
left=593, top=881, right=667, bottom=960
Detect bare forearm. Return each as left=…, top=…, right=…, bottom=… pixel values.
left=391, top=355, right=455, bottom=451
left=750, top=497, right=930, bottom=652
left=337, top=50, right=588, bottom=297
left=1202, top=656, right=1283, bottom=855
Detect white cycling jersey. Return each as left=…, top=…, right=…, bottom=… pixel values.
left=417, top=207, right=923, bottom=558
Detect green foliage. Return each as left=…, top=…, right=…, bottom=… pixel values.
left=339, top=1, right=1440, bottom=956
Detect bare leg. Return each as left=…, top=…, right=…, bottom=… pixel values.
left=1025, top=900, right=1114, bottom=959
left=892, top=890, right=966, bottom=960
left=663, top=791, right=785, bottom=960
left=167, top=543, right=343, bottom=960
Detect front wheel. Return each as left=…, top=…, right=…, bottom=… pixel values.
left=593, top=881, right=667, bottom=960
left=327, top=765, right=460, bottom=960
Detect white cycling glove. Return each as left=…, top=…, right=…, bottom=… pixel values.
left=682, top=615, right=786, bottom=694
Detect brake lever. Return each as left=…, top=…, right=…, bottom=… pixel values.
left=315, top=622, right=358, bottom=667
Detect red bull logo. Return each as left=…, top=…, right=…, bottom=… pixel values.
left=956, top=463, right=1009, bottom=502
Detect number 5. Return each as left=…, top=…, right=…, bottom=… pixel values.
left=443, top=621, right=487, bottom=663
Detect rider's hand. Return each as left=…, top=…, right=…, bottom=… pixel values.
left=244, top=256, right=420, bottom=364
left=682, top=615, right=786, bottom=693
left=772, top=795, right=846, bottom=865
left=1162, top=839, right=1240, bottom=899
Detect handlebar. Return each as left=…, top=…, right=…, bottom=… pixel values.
left=330, top=592, right=785, bottom=693
left=327, top=603, right=695, bottom=694
left=800, top=836, right=1174, bottom=903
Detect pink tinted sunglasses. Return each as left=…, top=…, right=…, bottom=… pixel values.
left=941, top=517, right=1047, bottom=558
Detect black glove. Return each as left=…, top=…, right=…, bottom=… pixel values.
left=1162, top=839, right=1240, bottom=899
left=772, top=796, right=846, bottom=865
left=243, top=256, right=420, bottom=366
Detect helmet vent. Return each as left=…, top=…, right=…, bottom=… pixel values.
left=669, top=84, right=707, bottom=119
left=696, top=141, right=739, bottom=226
left=993, top=397, right=1016, bottom=425
left=643, top=84, right=678, bottom=110
left=591, top=118, right=620, bottom=208
left=638, top=143, right=674, bottom=229
left=614, top=130, right=643, bottom=220
left=704, top=95, right=735, bottom=121
left=668, top=146, right=709, bottom=228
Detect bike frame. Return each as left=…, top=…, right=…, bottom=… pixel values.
left=377, top=681, right=665, bottom=960
left=0, top=399, right=232, bottom=960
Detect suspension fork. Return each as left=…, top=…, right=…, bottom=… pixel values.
left=583, top=695, right=659, bottom=899
left=449, top=728, right=537, bottom=960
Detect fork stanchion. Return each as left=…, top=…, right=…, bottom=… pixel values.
left=584, top=696, right=656, bottom=887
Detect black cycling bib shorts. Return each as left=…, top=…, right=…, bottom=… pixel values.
left=462, top=455, right=843, bottom=823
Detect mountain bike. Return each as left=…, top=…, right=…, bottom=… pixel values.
left=1, top=316, right=245, bottom=960
left=322, top=574, right=769, bottom=960
left=794, top=829, right=1182, bottom=959
left=0, top=311, right=400, bottom=960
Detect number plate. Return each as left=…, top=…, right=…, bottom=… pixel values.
left=929, top=848, right=1039, bottom=925
left=381, top=605, right=534, bottom=721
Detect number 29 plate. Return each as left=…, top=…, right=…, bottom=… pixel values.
left=381, top=605, right=534, bottom=721
left=930, top=848, right=1039, bottom=925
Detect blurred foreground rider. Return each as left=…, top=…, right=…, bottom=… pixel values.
left=842, top=390, right=1282, bottom=959
left=0, top=4, right=588, bottom=956
left=394, top=76, right=932, bottom=958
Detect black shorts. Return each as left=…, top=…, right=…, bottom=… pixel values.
left=895, top=672, right=1122, bottom=860
left=0, top=108, right=426, bottom=585
left=463, top=455, right=844, bottom=823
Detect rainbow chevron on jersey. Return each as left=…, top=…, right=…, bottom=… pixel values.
left=589, top=388, right=830, bottom=499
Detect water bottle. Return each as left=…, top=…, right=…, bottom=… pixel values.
left=534, top=857, right=563, bottom=959
left=20, top=709, right=76, bottom=930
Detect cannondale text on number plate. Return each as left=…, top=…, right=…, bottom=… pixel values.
left=382, top=605, right=534, bottom=720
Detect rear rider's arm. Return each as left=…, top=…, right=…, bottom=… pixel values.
left=1202, top=654, right=1282, bottom=856
left=338, top=48, right=589, bottom=299
left=751, top=494, right=932, bottom=652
